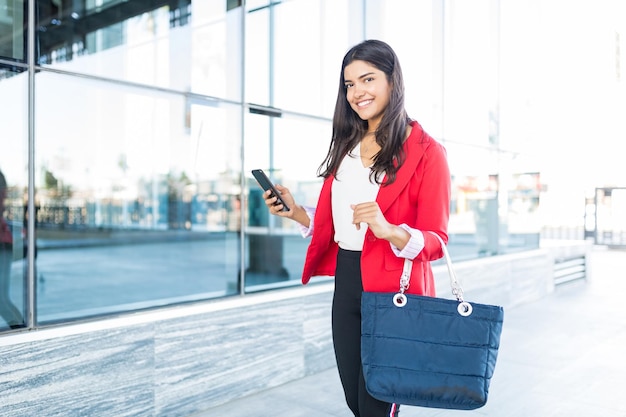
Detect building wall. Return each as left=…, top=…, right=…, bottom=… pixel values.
left=1, top=0, right=555, bottom=331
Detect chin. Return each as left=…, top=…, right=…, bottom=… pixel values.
left=355, top=110, right=373, bottom=121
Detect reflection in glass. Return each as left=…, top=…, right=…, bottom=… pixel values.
left=35, top=1, right=242, bottom=101
left=0, top=0, right=551, bottom=332
left=34, top=72, right=242, bottom=323
left=0, top=66, right=27, bottom=330
left=245, top=6, right=270, bottom=106
left=243, top=112, right=329, bottom=291
left=447, top=143, right=541, bottom=260
left=245, top=0, right=352, bottom=118
left=0, top=170, right=26, bottom=329
left=0, top=0, right=25, bottom=62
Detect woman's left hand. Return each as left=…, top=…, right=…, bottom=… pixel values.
left=350, top=202, right=393, bottom=240
left=351, top=202, right=411, bottom=250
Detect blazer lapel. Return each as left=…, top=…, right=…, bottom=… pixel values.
left=376, top=122, right=427, bottom=214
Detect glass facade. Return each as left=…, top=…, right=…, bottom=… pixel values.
left=0, top=0, right=545, bottom=331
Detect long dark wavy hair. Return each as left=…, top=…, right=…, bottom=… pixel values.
left=317, top=39, right=411, bottom=185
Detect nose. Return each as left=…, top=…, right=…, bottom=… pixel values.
left=353, top=83, right=365, bottom=98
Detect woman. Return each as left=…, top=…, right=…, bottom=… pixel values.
left=263, top=40, right=451, bottom=417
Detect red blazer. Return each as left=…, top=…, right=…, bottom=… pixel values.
left=301, top=121, right=451, bottom=296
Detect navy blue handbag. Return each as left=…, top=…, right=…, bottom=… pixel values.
left=361, top=232, right=504, bottom=410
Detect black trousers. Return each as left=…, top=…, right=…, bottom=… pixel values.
left=332, top=248, right=400, bottom=417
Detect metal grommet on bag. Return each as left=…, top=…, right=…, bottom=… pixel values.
left=393, top=293, right=407, bottom=307
left=457, top=301, right=473, bottom=316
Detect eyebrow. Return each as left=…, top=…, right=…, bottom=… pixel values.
left=344, top=72, right=376, bottom=84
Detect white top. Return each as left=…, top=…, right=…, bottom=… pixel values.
left=331, top=144, right=381, bottom=251
left=297, top=146, right=425, bottom=259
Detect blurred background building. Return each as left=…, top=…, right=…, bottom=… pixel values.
left=0, top=0, right=624, bottom=415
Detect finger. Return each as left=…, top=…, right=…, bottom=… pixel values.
left=350, top=204, right=360, bottom=228
left=361, top=206, right=382, bottom=222
left=264, top=195, right=277, bottom=208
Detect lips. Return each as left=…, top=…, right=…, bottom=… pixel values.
left=357, top=99, right=373, bottom=107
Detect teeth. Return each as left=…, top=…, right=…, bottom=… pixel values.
left=358, top=100, right=372, bottom=107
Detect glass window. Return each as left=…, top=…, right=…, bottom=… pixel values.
left=0, top=66, right=28, bottom=330
left=0, top=0, right=25, bottom=62
left=440, top=0, right=496, bottom=147
left=246, top=0, right=271, bottom=10
left=35, top=1, right=242, bottom=102
left=246, top=0, right=354, bottom=118
left=364, top=0, right=439, bottom=128
left=34, top=72, right=243, bottom=323
left=245, top=5, right=270, bottom=106
left=190, top=3, right=243, bottom=100
left=273, top=0, right=339, bottom=116
left=1, top=0, right=554, bottom=333
left=244, top=111, right=330, bottom=290
left=446, top=143, right=501, bottom=260
left=446, top=142, right=541, bottom=259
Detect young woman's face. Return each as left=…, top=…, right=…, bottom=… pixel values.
left=343, top=60, right=391, bottom=128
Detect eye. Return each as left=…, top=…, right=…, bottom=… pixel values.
left=344, top=83, right=353, bottom=89
left=364, top=77, right=374, bottom=83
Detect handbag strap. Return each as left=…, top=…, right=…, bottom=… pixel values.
left=398, top=231, right=465, bottom=303
left=426, top=231, right=465, bottom=302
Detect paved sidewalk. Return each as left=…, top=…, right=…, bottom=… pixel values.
left=189, top=246, right=626, bottom=417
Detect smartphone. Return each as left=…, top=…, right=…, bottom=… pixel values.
left=251, top=169, right=291, bottom=212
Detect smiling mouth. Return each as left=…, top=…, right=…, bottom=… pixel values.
left=357, top=99, right=373, bottom=107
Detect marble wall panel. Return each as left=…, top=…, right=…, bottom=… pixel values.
left=153, top=295, right=326, bottom=416
left=433, top=249, right=555, bottom=309
left=0, top=326, right=155, bottom=417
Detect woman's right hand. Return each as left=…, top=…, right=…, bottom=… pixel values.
left=263, top=184, right=296, bottom=218
left=262, top=184, right=312, bottom=229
